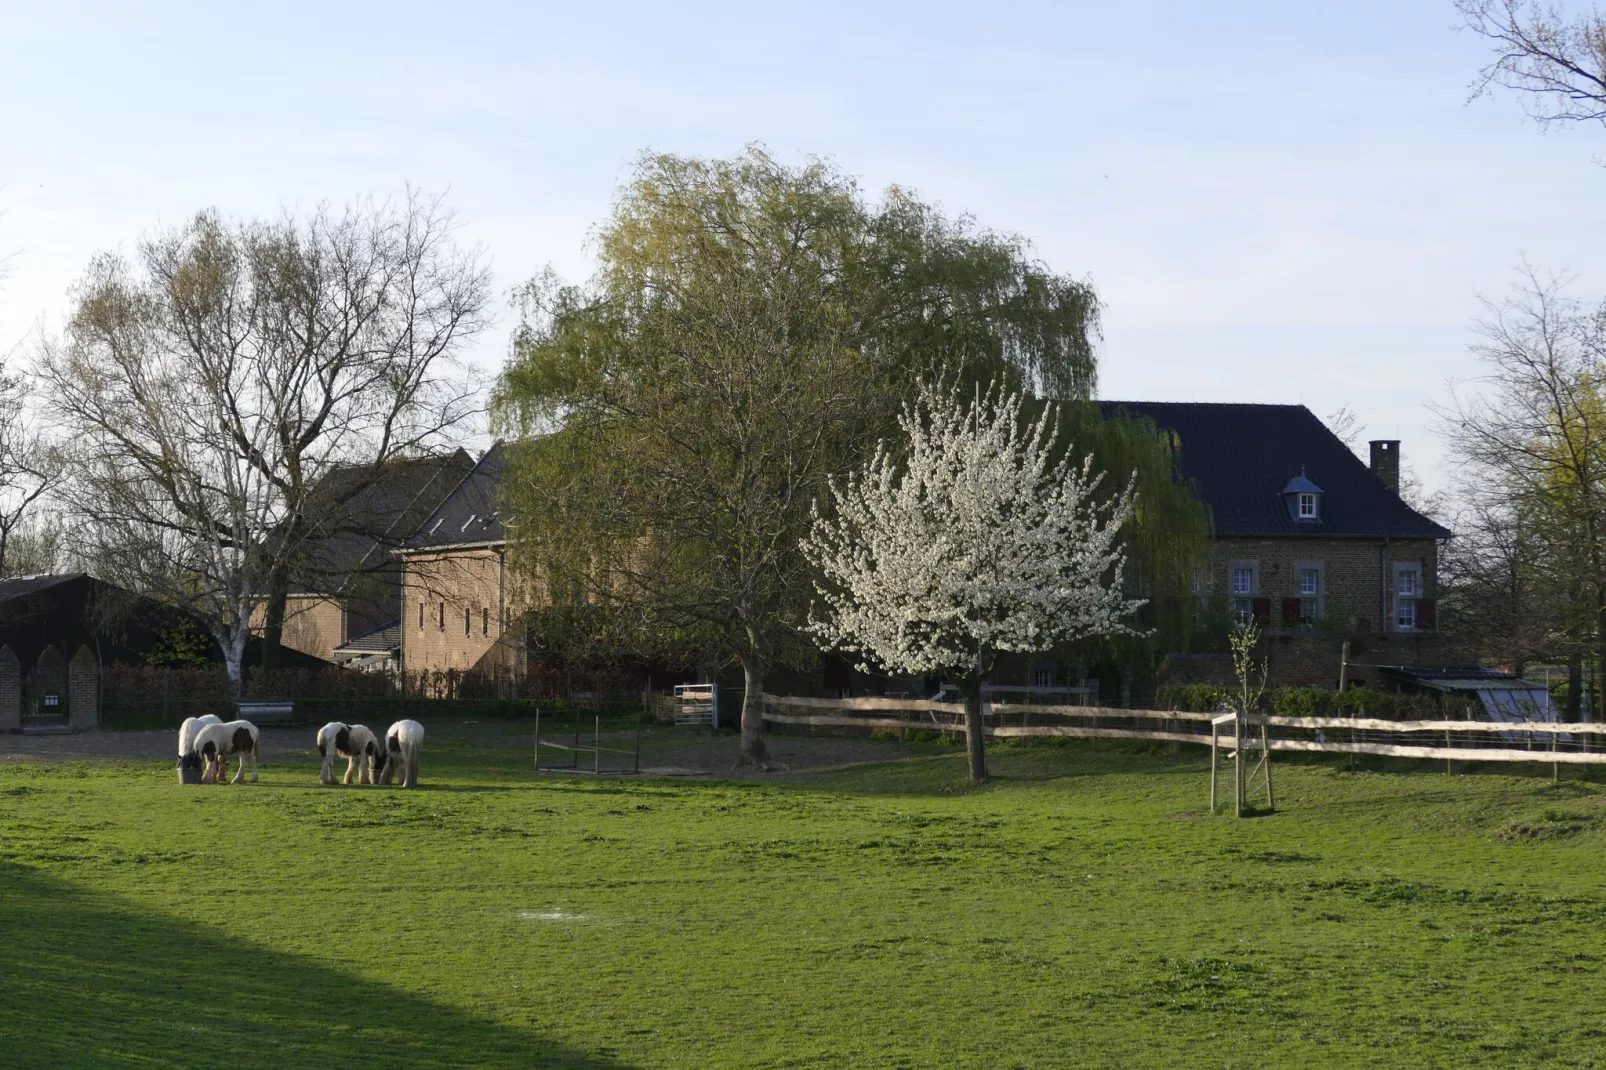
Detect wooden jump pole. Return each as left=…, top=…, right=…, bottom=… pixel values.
left=1210, top=719, right=1219, bottom=811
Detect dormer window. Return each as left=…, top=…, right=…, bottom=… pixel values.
left=1282, top=470, right=1323, bottom=523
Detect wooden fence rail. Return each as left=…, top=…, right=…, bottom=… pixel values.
left=759, top=694, right=1606, bottom=765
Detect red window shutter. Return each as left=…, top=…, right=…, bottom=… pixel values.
left=1417, top=598, right=1436, bottom=630
left=1252, top=597, right=1271, bottom=623
left=1281, top=598, right=1302, bottom=625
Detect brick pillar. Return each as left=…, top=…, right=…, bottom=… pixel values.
left=0, top=645, right=18, bottom=732
left=68, top=645, right=100, bottom=730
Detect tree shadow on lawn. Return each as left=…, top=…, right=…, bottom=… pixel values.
left=0, top=862, right=632, bottom=1070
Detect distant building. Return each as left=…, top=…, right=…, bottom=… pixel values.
left=397, top=444, right=525, bottom=677
left=1101, top=402, right=1452, bottom=687
left=0, top=573, right=325, bottom=730
left=251, top=450, right=475, bottom=671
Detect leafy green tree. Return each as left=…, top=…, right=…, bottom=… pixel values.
left=497, top=148, right=1106, bottom=763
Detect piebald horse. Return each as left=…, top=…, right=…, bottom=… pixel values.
left=377, top=720, right=424, bottom=788
left=316, top=721, right=382, bottom=785
left=194, top=719, right=261, bottom=784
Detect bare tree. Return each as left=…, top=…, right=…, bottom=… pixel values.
left=40, top=196, right=490, bottom=694
left=1459, top=0, right=1606, bottom=128
left=0, top=365, right=65, bottom=576
left=1434, top=266, right=1606, bottom=713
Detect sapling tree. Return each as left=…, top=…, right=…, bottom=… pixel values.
left=1228, top=616, right=1267, bottom=717
left=802, top=383, right=1145, bottom=782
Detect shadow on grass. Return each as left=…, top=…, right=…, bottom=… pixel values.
left=0, top=862, right=631, bottom=1070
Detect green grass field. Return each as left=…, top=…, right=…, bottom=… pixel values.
left=4, top=725, right=1606, bottom=1068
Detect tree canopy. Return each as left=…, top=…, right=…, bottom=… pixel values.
left=802, top=383, right=1143, bottom=781
left=496, top=147, right=1110, bottom=762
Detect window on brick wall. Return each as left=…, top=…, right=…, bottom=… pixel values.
left=1394, top=562, right=1422, bottom=631
left=464, top=606, right=471, bottom=637
left=418, top=601, right=424, bottom=631
left=1229, top=560, right=1259, bottom=620
left=438, top=602, right=445, bottom=632
left=482, top=607, right=490, bottom=636
left=1295, top=561, right=1323, bottom=625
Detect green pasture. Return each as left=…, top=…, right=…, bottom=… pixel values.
left=4, top=726, right=1606, bottom=1068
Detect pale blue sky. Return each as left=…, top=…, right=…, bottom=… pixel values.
left=5, top=0, right=1605, bottom=493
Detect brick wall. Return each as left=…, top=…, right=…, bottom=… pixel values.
left=1203, top=536, right=1438, bottom=634
left=250, top=595, right=347, bottom=663
left=402, top=548, right=527, bottom=674
left=0, top=645, right=18, bottom=731
left=68, top=645, right=99, bottom=729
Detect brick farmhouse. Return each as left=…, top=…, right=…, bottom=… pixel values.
left=1103, top=402, right=1452, bottom=688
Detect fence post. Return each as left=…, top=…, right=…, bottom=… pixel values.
left=1234, top=713, right=1245, bottom=818
left=1209, top=720, right=1218, bottom=811
left=534, top=707, right=541, bottom=772
left=1261, top=719, right=1274, bottom=810
left=595, top=714, right=601, bottom=775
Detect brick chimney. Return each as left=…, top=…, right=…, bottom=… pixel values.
left=1369, top=440, right=1400, bottom=495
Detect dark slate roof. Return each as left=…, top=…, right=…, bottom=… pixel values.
left=1097, top=402, right=1451, bottom=539
left=295, top=450, right=476, bottom=591
left=333, top=618, right=402, bottom=655
left=405, top=443, right=506, bottom=551
left=0, top=574, right=84, bottom=604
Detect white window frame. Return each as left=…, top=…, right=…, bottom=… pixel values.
left=1295, top=560, right=1324, bottom=625
left=1298, top=492, right=1318, bottom=519
left=1229, top=559, right=1259, bottom=619
left=1394, top=562, right=1422, bottom=631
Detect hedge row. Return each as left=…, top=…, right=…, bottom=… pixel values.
left=1157, top=683, right=1484, bottom=720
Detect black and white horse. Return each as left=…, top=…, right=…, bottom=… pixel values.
left=194, top=719, right=261, bottom=784
left=316, top=721, right=382, bottom=785
left=377, top=720, right=424, bottom=788
left=177, top=714, right=223, bottom=782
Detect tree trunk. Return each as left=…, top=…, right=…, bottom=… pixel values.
left=961, top=676, right=987, bottom=783
left=739, top=659, right=769, bottom=765
left=224, top=630, right=247, bottom=707
left=261, top=564, right=289, bottom=671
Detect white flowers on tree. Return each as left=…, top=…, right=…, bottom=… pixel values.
left=801, top=383, right=1145, bottom=782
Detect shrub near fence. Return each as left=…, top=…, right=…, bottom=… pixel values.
left=1158, top=683, right=1483, bottom=721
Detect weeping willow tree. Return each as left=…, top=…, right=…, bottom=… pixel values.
left=1059, top=405, right=1213, bottom=697
left=497, top=147, right=1110, bottom=763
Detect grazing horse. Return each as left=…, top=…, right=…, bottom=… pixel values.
left=194, top=719, right=261, bottom=784
left=177, top=715, right=223, bottom=781
left=316, top=721, right=382, bottom=785
left=377, top=720, right=424, bottom=788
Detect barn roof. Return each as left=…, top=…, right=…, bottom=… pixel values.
left=405, top=443, right=507, bottom=552
left=1097, top=401, right=1450, bottom=539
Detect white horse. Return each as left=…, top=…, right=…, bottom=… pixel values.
left=177, top=714, right=223, bottom=780
left=194, top=719, right=261, bottom=784
left=316, top=721, right=382, bottom=785
left=377, top=720, right=424, bottom=788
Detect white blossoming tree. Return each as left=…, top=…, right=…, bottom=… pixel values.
left=801, top=383, right=1145, bottom=782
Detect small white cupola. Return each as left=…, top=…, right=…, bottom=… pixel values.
left=1282, top=469, right=1323, bottom=523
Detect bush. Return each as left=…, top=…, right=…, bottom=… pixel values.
left=1157, top=684, right=1233, bottom=713
left=1272, top=687, right=1332, bottom=718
